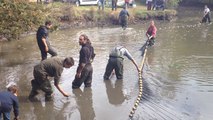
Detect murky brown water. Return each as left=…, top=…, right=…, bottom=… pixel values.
left=0, top=6, right=213, bottom=120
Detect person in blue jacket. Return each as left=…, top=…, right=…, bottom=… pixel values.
left=0, top=84, right=19, bottom=120
left=119, top=6, right=130, bottom=30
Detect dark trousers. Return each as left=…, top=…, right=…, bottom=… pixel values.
left=120, top=16, right=128, bottom=29
left=201, top=13, right=211, bottom=23
left=72, top=64, right=93, bottom=89
left=29, top=65, right=53, bottom=101
left=147, top=1, right=152, bottom=10
left=112, top=0, right=117, bottom=11
left=148, top=38, right=155, bottom=46
left=104, top=57, right=123, bottom=80
left=40, top=45, right=57, bottom=61
left=29, top=79, right=53, bottom=101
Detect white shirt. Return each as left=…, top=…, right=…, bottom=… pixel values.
left=204, top=7, right=210, bottom=15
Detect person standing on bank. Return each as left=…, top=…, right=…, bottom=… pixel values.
left=28, top=57, right=74, bottom=101
left=111, top=0, right=118, bottom=11
left=72, top=34, right=96, bottom=89
left=146, top=0, right=152, bottom=10
left=119, top=6, right=130, bottom=30
left=36, top=20, right=57, bottom=61
left=98, top=0, right=105, bottom=11
left=146, top=20, right=157, bottom=46
left=103, top=46, right=139, bottom=80
left=201, top=5, right=211, bottom=24
left=0, top=84, right=19, bottom=120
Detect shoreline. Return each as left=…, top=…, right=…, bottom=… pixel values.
left=0, top=2, right=177, bottom=41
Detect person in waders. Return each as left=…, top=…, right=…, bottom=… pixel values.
left=72, top=34, right=96, bottom=89
left=146, top=20, right=157, bottom=46
left=36, top=20, right=57, bottom=61
left=201, top=5, right=211, bottom=24
left=28, top=57, right=74, bottom=101
left=119, top=6, right=130, bottom=30
left=0, top=84, right=19, bottom=120
left=103, top=46, right=139, bottom=80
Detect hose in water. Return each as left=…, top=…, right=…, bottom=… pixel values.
left=129, top=42, right=148, bottom=118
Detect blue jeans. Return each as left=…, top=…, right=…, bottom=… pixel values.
left=98, top=0, right=105, bottom=10
left=0, top=112, right=10, bottom=120
left=112, top=0, right=117, bottom=11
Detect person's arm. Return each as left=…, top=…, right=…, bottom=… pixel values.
left=76, top=63, right=86, bottom=78
left=123, top=48, right=139, bottom=72
left=127, top=11, right=130, bottom=17
left=42, top=37, right=48, bottom=52
left=146, top=27, right=150, bottom=38
left=203, top=8, right=209, bottom=17
left=150, top=26, right=157, bottom=39
left=13, top=96, right=19, bottom=120
left=76, top=47, right=87, bottom=78
left=146, top=31, right=150, bottom=39
left=54, top=67, right=69, bottom=97
left=54, top=83, right=69, bottom=97
left=131, top=59, right=140, bottom=72
left=90, top=47, right=96, bottom=63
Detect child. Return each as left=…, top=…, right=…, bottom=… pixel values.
left=0, top=84, right=19, bottom=120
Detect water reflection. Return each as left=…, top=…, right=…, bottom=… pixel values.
left=104, top=80, right=125, bottom=105
left=72, top=88, right=95, bottom=120
left=31, top=101, right=54, bottom=120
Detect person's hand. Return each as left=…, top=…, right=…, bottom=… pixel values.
left=45, top=46, right=49, bottom=52
left=63, top=92, right=70, bottom=97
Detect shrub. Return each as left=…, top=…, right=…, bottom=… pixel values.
left=0, top=0, right=49, bottom=40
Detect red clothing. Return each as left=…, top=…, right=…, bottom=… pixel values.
left=125, top=0, right=129, bottom=3
left=146, top=25, right=157, bottom=38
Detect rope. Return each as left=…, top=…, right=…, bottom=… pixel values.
left=129, top=42, right=148, bottom=118
left=128, top=22, right=208, bottom=118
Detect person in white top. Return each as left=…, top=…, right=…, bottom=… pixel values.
left=201, top=5, right=211, bottom=23
left=103, top=46, right=139, bottom=80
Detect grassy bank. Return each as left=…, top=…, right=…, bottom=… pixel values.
left=0, top=1, right=177, bottom=41
left=49, top=2, right=177, bottom=29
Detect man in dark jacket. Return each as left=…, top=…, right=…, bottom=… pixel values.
left=0, top=84, right=19, bottom=120
left=36, top=20, right=57, bottom=61
left=29, top=57, right=74, bottom=101
left=119, top=6, right=130, bottom=30
left=72, top=34, right=95, bottom=89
